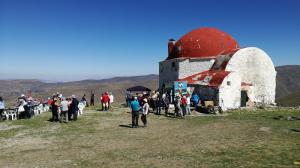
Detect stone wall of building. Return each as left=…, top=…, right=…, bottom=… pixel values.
left=218, top=72, right=241, bottom=110
left=226, top=47, right=276, bottom=104
left=159, top=58, right=214, bottom=88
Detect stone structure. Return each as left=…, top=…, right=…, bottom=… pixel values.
left=159, top=27, right=276, bottom=110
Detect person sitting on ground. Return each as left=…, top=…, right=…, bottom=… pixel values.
left=0, top=97, right=5, bottom=121
left=130, top=96, right=140, bottom=128
left=141, top=98, right=149, bottom=127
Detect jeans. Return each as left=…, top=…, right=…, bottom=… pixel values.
left=186, top=104, right=191, bottom=114
left=60, top=110, right=68, bottom=122
left=0, top=109, right=3, bottom=121
left=132, top=111, right=139, bottom=127
left=141, top=114, right=147, bottom=126
left=181, top=105, right=187, bottom=116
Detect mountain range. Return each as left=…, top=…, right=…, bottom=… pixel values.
left=0, top=65, right=299, bottom=107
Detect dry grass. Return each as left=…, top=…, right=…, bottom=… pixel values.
left=0, top=105, right=299, bottom=168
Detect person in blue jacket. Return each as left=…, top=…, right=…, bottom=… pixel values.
left=130, top=96, right=141, bottom=128
left=191, top=94, right=199, bottom=107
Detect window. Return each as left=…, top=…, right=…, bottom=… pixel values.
left=227, top=81, right=231, bottom=86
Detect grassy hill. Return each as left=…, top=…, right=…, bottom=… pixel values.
left=276, top=65, right=300, bottom=99
left=277, top=90, right=300, bottom=107
left=0, top=106, right=299, bottom=167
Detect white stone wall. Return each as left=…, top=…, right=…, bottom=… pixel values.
left=159, top=59, right=179, bottom=88
left=226, top=47, right=276, bottom=104
left=178, top=58, right=215, bottom=79
left=159, top=58, right=214, bottom=88
left=218, top=72, right=241, bottom=111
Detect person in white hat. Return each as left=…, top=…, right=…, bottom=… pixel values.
left=141, top=98, right=149, bottom=127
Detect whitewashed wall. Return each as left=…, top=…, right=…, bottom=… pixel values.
left=178, top=58, right=214, bottom=79
left=226, top=47, right=276, bottom=104
left=218, top=72, right=241, bottom=110
left=159, top=58, right=214, bottom=88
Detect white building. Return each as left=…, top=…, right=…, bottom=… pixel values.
left=159, top=27, right=276, bottom=110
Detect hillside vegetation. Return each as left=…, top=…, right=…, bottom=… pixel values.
left=276, top=65, right=300, bottom=99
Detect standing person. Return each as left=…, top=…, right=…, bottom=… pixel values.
left=141, top=98, right=149, bottom=127
left=181, top=96, right=187, bottom=116
left=81, top=94, right=89, bottom=107
left=90, top=93, right=95, bottom=106
left=101, top=92, right=110, bottom=111
left=0, top=97, right=5, bottom=121
left=70, top=95, right=79, bottom=121
left=51, top=96, right=60, bottom=122
left=100, top=93, right=104, bottom=111
left=191, top=93, right=199, bottom=107
left=109, top=92, right=114, bottom=110
left=130, top=96, right=140, bottom=128
left=162, top=94, right=170, bottom=116
left=175, top=96, right=182, bottom=117
left=186, top=94, right=191, bottom=115
left=151, top=91, right=158, bottom=112
left=60, top=97, right=69, bottom=123
left=156, top=97, right=163, bottom=115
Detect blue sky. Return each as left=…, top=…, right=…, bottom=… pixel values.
left=0, top=0, right=299, bottom=81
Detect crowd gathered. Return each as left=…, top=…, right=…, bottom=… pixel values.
left=127, top=90, right=201, bottom=128
left=0, top=88, right=203, bottom=129
left=0, top=91, right=115, bottom=122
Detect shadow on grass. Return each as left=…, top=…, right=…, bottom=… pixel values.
left=119, top=124, right=132, bottom=128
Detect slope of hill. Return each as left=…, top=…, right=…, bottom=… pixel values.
left=1, top=65, right=300, bottom=107
left=0, top=75, right=159, bottom=107
left=277, top=90, right=300, bottom=107
left=276, top=65, right=300, bottom=99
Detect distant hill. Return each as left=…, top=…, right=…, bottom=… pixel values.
left=276, top=90, right=300, bottom=107
left=276, top=65, right=300, bottom=99
left=1, top=65, right=300, bottom=107
left=0, top=74, right=159, bottom=107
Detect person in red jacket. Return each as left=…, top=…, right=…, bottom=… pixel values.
left=101, top=92, right=110, bottom=111
left=181, top=95, right=187, bottom=116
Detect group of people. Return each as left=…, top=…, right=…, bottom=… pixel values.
left=130, top=96, right=149, bottom=128
left=48, top=93, right=83, bottom=123
left=128, top=90, right=201, bottom=128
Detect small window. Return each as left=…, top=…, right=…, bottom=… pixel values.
left=172, top=62, right=176, bottom=67
left=227, top=81, right=231, bottom=86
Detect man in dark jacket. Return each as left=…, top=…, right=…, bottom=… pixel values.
left=90, top=93, right=95, bottom=106
left=69, top=95, right=79, bottom=121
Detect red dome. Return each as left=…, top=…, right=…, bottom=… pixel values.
left=167, top=27, right=239, bottom=59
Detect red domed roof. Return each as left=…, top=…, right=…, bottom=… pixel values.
left=167, top=27, right=239, bottom=59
